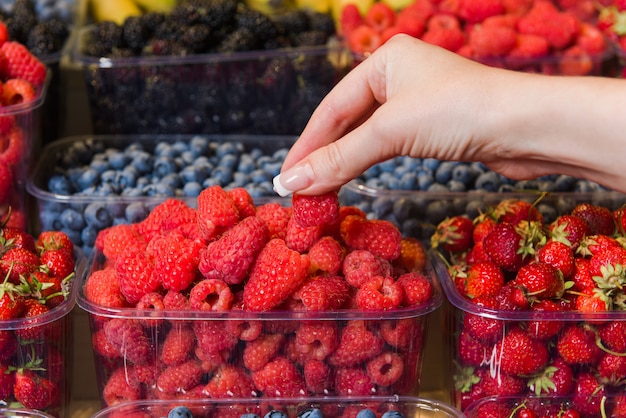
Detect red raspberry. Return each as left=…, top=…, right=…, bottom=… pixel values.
left=156, top=360, right=204, bottom=396
left=203, top=364, right=256, bottom=398
left=256, top=202, right=290, bottom=240
left=227, top=187, right=256, bottom=218
left=251, top=356, right=306, bottom=397
left=294, top=322, right=338, bottom=361
left=394, top=0, right=433, bottom=37
left=340, top=3, right=364, bottom=37
left=380, top=318, right=421, bottom=350
left=308, top=236, right=344, bottom=275
left=366, top=352, right=404, bottom=387
left=103, top=366, right=142, bottom=407
left=334, top=367, right=375, bottom=396
left=509, top=33, right=550, bottom=59
left=0, top=163, right=12, bottom=204
left=393, top=237, right=426, bottom=274
left=420, top=14, right=466, bottom=52
left=0, top=41, right=46, bottom=87
left=342, top=249, right=392, bottom=288
left=163, top=290, right=190, bottom=310
left=243, top=238, right=310, bottom=311
left=0, top=21, right=8, bottom=46
left=242, top=333, right=285, bottom=371
left=0, top=126, right=24, bottom=168
left=355, top=276, right=403, bottom=310
left=149, top=231, right=202, bottom=292
left=196, top=185, right=239, bottom=240
left=199, top=216, right=269, bottom=285
left=347, top=24, right=382, bottom=55
left=83, top=266, right=127, bottom=308
left=340, top=215, right=402, bottom=260
left=469, top=24, right=517, bottom=58
left=137, top=199, right=197, bottom=243
left=284, top=216, right=323, bottom=253
left=104, top=318, right=153, bottom=365
left=294, top=275, right=351, bottom=311
left=160, top=324, right=195, bottom=366
left=517, top=3, right=579, bottom=50
left=329, top=320, right=384, bottom=367
left=396, top=272, right=434, bottom=306
left=458, top=0, right=505, bottom=23
left=115, top=247, right=158, bottom=305
left=189, top=278, right=234, bottom=311
left=92, top=328, right=122, bottom=360
left=102, top=223, right=146, bottom=261
left=193, top=320, right=239, bottom=354
left=303, top=359, right=332, bottom=394
left=364, top=2, right=395, bottom=33
left=2, top=78, right=35, bottom=105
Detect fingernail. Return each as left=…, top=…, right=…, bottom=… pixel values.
left=273, top=164, right=314, bottom=197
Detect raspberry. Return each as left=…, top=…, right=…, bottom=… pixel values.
left=366, top=352, right=404, bottom=387
left=308, top=236, right=344, bottom=275
left=92, top=329, right=122, bottom=359
left=334, top=367, right=375, bottom=396
left=340, top=3, right=364, bottom=37
left=156, top=360, right=204, bottom=396
left=103, top=367, right=142, bottom=406
left=256, top=202, right=290, bottom=240
left=2, top=78, right=35, bottom=105
left=163, top=290, right=190, bottom=310
left=242, top=333, right=285, bottom=371
left=292, top=191, right=340, bottom=228
left=83, top=266, right=127, bottom=308
left=137, top=199, right=197, bottom=243
left=329, top=320, right=384, bottom=367
left=420, top=14, right=466, bottom=52
left=469, top=24, right=517, bottom=58
left=393, top=237, right=426, bottom=274
left=197, top=185, right=239, bottom=240
left=517, top=3, right=579, bottom=49
left=294, top=322, right=338, bottom=361
left=189, top=278, right=234, bottom=311
left=394, top=0, right=432, bottom=38
left=251, top=357, right=306, bottom=397
left=0, top=126, right=24, bottom=168
left=0, top=41, right=46, bottom=87
left=243, top=238, right=310, bottom=311
left=396, top=272, right=434, bottom=306
left=509, top=33, right=550, bottom=59
left=198, top=216, right=269, bottom=285
left=364, top=2, right=395, bottom=33
left=135, top=292, right=166, bottom=328
left=227, top=187, right=256, bottom=219
left=303, top=359, right=332, bottom=394
left=340, top=215, right=402, bottom=260
left=355, top=276, right=403, bottom=310
left=193, top=320, right=239, bottom=354
left=203, top=364, right=257, bottom=398
left=0, top=21, right=8, bottom=46
left=285, top=216, right=324, bottom=253
left=458, top=0, right=505, bottom=23
left=104, top=318, right=153, bottom=365
left=380, top=318, right=421, bottom=350
left=347, top=24, right=382, bottom=55
left=150, top=231, right=203, bottom=292
left=115, top=247, right=158, bottom=305
left=102, top=223, right=146, bottom=261
left=160, top=324, right=195, bottom=366
left=294, top=275, right=351, bottom=311
left=342, top=249, right=392, bottom=288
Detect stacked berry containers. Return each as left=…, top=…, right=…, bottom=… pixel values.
left=0, top=409, right=54, bottom=418
left=89, top=396, right=463, bottom=418
left=464, top=395, right=626, bottom=417
left=0, top=246, right=86, bottom=418
left=430, top=194, right=626, bottom=414
left=27, top=134, right=296, bottom=257
left=75, top=187, right=443, bottom=408
left=70, top=2, right=353, bottom=136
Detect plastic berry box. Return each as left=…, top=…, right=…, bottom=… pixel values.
left=464, top=395, right=626, bottom=417
left=0, top=250, right=86, bottom=418
left=90, top=396, right=463, bottom=418
left=428, top=193, right=626, bottom=412
left=70, top=23, right=353, bottom=136
left=0, top=409, right=55, bottom=418
left=76, top=244, right=443, bottom=408
left=26, top=134, right=295, bottom=256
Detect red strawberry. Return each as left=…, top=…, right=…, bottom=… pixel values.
left=35, top=230, right=73, bottom=255
left=294, top=275, right=351, bottom=311
left=511, top=260, right=565, bottom=300
left=364, top=2, right=395, bottom=33
left=463, top=299, right=504, bottom=344
left=329, top=320, right=384, bottom=367
left=251, top=356, right=306, bottom=397
left=517, top=3, right=579, bottom=49
left=571, top=372, right=606, bottom=417
left=340, top=215, right=401, bottom=260
left=527, top=356, right=574, bottom=396
left=243, top=239, right=310, bottom=311
left=13, top=370, right=56, bottom=409
left=15, top=298, right=51, bottom=340
left=0, top=364, right=14, bottom=399
left=576, top=22, right=607, bottom=54
left=199, top=216, right=269, bottom=285
left=537, top=239, right=575, bottom=279
left=524, top=299, right=565, bottom=340
left=457, top=329, right=491, bottom=367
left=610, top=394, right=626, bottom=418
left=492, top=199, right=543, bottom=225
left=464, top=260, right=505, bottom=299
left=571, top=202, right=615, bottom=236
left=0, top=246, right=39, bottom=284
left=483, top=222, right=526, bottom=272
left=597, top=352, right=626, bottom=385
left=196, top=185, right=239, bottom=240
left=0, top=42, right=46, bottom=87
left=242, top=333, right=285, bottom=371
left=475, top=367, right=525, bottom=397
left=394, top=1, right=431, bottom=38
left=156, top=360, right=204, bottom=396
left=151, top=231, right=203, bottom=292
left=509, top=33, right=550, bottom=59
left=556, top=324, right=603, bottom=366
left=203, top=364, right=256, bottom=398
left=597, top=321, right=626, bottom=353
left=0, top=287, right=23, bottom=320
left=39, top=247, right=75, bottom=280
left=431, top=215, right=474, bottom=253
left=496, top=326, right=549, bottom=375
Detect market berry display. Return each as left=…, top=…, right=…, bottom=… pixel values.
left=432, top=197, right=626, bottom=414
left=79, top=186, right=439, bottom=406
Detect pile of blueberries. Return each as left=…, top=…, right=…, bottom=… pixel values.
left=168, top=405, right=406, bottom=418
left=31, top=135, right=292, bottom=255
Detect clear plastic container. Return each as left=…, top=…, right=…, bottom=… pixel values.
left=0, top=409, right=55, bottom=418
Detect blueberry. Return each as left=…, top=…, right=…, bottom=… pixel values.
left=386, top=177, right=401, bottom=190
left=160, top=173, right=182, bottom=189
left=298, top=409, right=323, bottom=418
left=435, top=161, right=456, bottom=184
left=231, top=172, right=250, bottom=188
left=399, top=172, right=417, bottom=190
left=422, top=158, right=440, bottom=171
left=264, top=411, right=288, bottom=418
left=48, top=175, right=73, bottom=195
left=381, top=412, right=405, bottom=418
left=392, top=197, right=419, bottom=222
left=378, top=158, right=398, bottom=173
left=203, top=178, right=220, bottom=188
left=365, top=178, right=386, bottom=189
left=425, top=200, right=453, bottom=224
left=216, top=142, right=242, bottom=158
left=356, top=409, right=376, bottom=418
left=401, top=156, right=421, bottom=171
left=451, top=163, right=475, bottom=186
left=81, top=225, right=98, bottom=250
left=362, top=165, right=381, bottom=179
left=131, top=151, right=154, bottom=173
left=107, top=150, right=130, bottom=170
left=180, top=165, right=206, bottom=184
left=171, top=140, right=190, bottom=155
left=475, top=171, right=502, bottom=192
left=183, top=182, right=203, bottom=197
left=262, top=161, right=282, bottom=177
left=89, top=159, right=110, bottom=174
left=239, top=414, right=261, bottom=418
left=154, top=156, right=178, bottom=178
left=75, top=168, right=100, bottom=191
left=401, top=218, right=422, bottom=239
left=60, top=208, right=85, bottom=230
left=417, top=170, right=434, bottom=190
left=393, top=165, right=410, bottom=179
left=447, top=180, right=466, bottom=192
left=189, top=136, right=210, bottom=156
left=250, top=169, right=270, bottom=184
left=155, top=142, right=174, bottom=157
left=237, top=156, right=256, bottom=174
left=427, top=183, right=449, bottom=192
left=220, top=154, right=239, bottom=170
left=167, top=406, right=194, bottom=418
left=124, top=202, right=150, bottom=223
left=84, top=202, right=113, bottom=229
left=39, top=210, right=63, bottom=230
left=371, top=197, right=395, bottom=219
left=121, top=187, right=144, bottom=197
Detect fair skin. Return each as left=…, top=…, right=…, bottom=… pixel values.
left=273, top=34, right=626, bottom=196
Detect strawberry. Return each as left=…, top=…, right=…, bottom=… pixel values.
left=394, top=1, right=431, bottom=38
left=242, top=333, right=285, bottom=371
left=457, top=329, right=491, bottom=367
left=459, top=0, right=505, bottom=23
left=556, top=324, right=603, bottom=366
left=463, top=260, right=505, bottom=299
left=340, top=215, right=401, bottom=260
left=0, top=286, right=23, bottom=320
left=294, top=275, right=351, bottom=311
left=15, top=299, right=51, bottom=340
left=509, top=33, right=550, bottom=59
left=329, top=320, right=384, bottom=367
left=610, top=395, right=626, bottom=418
left=251, top=356, right=306, bottom=397
left=0, top=42, right=46, bottom=87
left=597, top=321, right=626, bottom=353
left=474, top=367, right=525, bottom=397
left=517, top=2, right=579, bottom=49
left=576, top=22, right=607, bottom=55
left=0, top=247, right=39, bottom=284
left=355, top=276, right=403, bottom=310
left=524, top=299, right=565, bottom=340
left=364, top=2, right=395, bottom=33
left=571, top=202, right=615, bottom=236
left=483, top=222, right=526, bottom=272
left=430, top=215, right=474, bottom=253
left=203, top=364, right=256, bottom=398
left=511, top=260, right=565, bottom=300
left=13, top=370, right=56, bottom=410
left=492, top=199, right=543, bottom=225
left=39, top=248, right=75, bottom=280
left=537, top=239, right=575, bottom=279
left=347, top=24, right=382, bottom=55
left=199, top=216, right=269, bottom=285
left=35, top=230, right=73, bottom=255
left=496, top=326, right=549, bottom=375
left=462, top=299, right=504, bottom=344
left=0, top=364, right=14, bottom=399
left=597, top=352, right=626, bottom=385
left=571, top=372, right=606, bottom=417
left=196, top=185, right=239, bottom=240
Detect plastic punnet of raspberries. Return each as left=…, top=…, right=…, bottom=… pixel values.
left=0, top=218, right=77, bottom=416
left=433, top=196, right=626, bottom=412
left=82, top=185, right=438, bottom=405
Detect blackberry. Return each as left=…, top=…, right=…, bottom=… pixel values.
left=217, top=27, right=258, bottom=52
left=93, top=21, right=124, bottom=53
left=171, top=0, right=237, bottom=31
left=294, top=30, right=328, bottom=47
left=272, top=10, right=309, bottom=36
left=307, top=12, right=335, bottom=37
left=154, top=19, right=184, bottom=41
left=122, top=16, right=149, bottom=51
left=26, top=23, right=58, bottom=56
left=181, top=24, right=212, bottom=53
left=138, top=12, right=166, bottom=37
left=142, top=39, right=188, bottom=56
left=263, top=36, right=291, bottom=50
left=235, top=8, right=279, bottom=42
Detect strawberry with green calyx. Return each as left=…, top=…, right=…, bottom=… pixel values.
left=511, top=260, right=565, bottom=300
left=571, top=203, right=616, bottom=236
left=0, top=266, right=23, bottom=320
left=527, top=357, right=574, bottom=396
left=430, top=215, right=474, bottom=253
left=549, top=214, right=589, bottom=251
